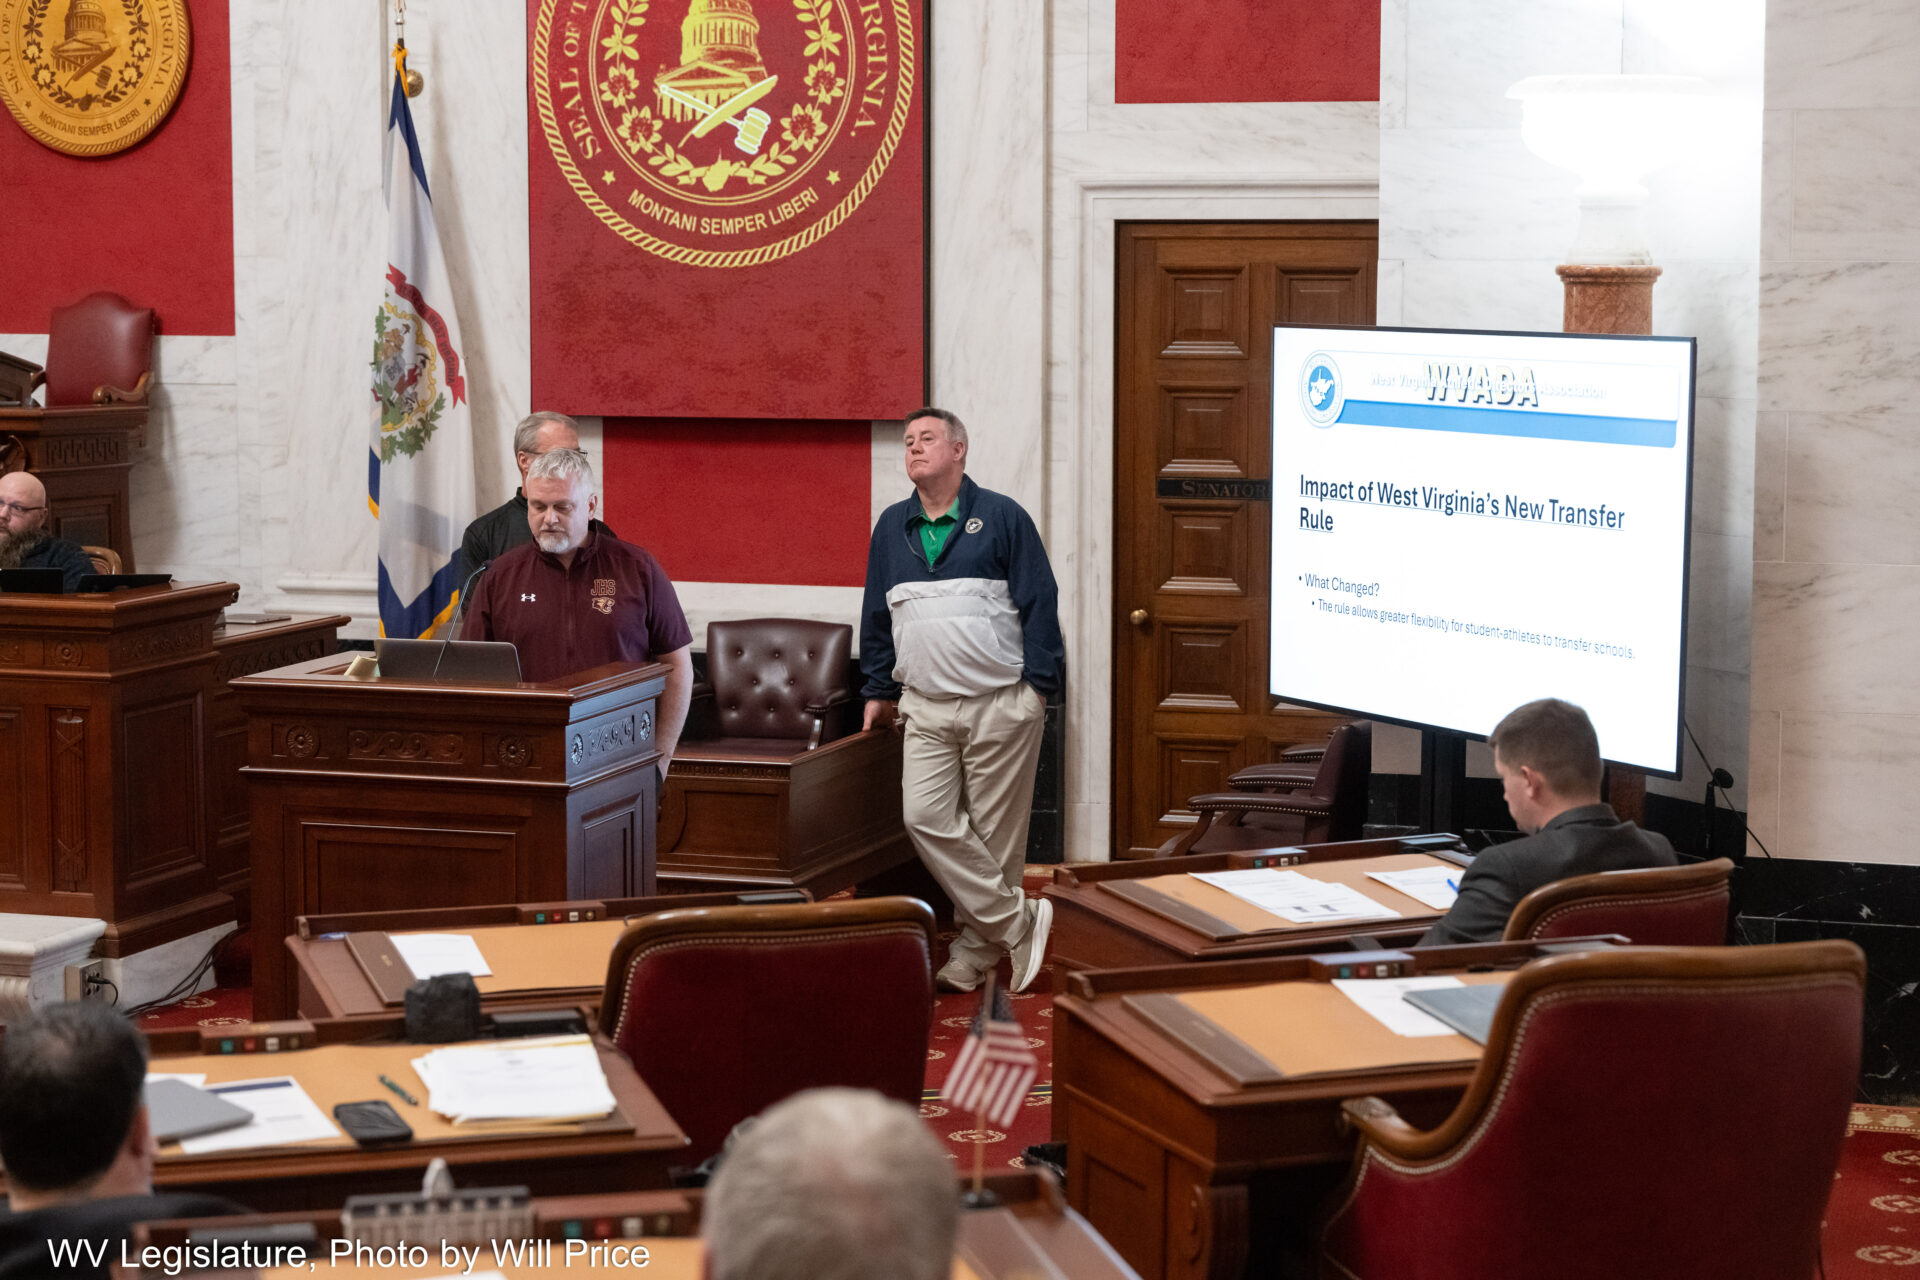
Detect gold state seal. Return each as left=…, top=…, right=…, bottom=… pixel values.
left=534, top=0, right=915, bottom=269
left=0, top=0, right=190, bottom=157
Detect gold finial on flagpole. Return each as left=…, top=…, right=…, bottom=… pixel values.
left=393, top=0, right=424, bottom=97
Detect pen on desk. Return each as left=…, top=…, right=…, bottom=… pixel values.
left=1446, top=878, right=1458, bottom=892
left=378, top=1074, right=418, bottom=1106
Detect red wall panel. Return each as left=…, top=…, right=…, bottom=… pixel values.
left=602, top=418, right=871, bottom=588
left=1115, top=0, right=1379, bottom=104
left=0, top=0, right=234, bottom=335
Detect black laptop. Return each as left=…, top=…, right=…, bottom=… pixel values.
left=374, top=637, right=522, bottom=683
left=0, top=568, right=64, bottom=593
left=75, top=573, right=173, bottom=592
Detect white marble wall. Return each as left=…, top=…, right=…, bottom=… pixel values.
left=1749, top=0, right=1920, bottom=863
left=1376, top=0, right=1765, bottom=809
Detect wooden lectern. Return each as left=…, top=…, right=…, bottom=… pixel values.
left=0, top=581, right=240, bottom=953
left=235, top=656, right=668, bottom=1019
left=0, top=405, right=147, bottom=570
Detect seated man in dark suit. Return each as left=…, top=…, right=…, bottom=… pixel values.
left=1419, top=697, right=1677, bottom=946
left=0, top=1004, right=243, bottom=1279
left=0, top=471, right=92, bottom=591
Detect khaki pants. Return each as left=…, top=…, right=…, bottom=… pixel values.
left=899, top=681, right=1047, bottom=972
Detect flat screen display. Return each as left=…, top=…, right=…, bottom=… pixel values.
left=1269, top=324, right=1695, bottom=776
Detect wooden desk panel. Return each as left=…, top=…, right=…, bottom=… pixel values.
left=239, top=659, right=667, bottom=1020
left=1044, top=836, right=1470, bottom=984
left=1050, top=940, right=1607, bottom=1280
left=0, top=582, right=240, bottom=954
left=209, top=614, right=347, bottom=921
left=288, top=891, right=802, bottom=1020
left=127, top=1019, right=687, bottom=1211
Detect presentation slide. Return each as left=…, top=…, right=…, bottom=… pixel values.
left=1270, top=325, right=1695, bottom=776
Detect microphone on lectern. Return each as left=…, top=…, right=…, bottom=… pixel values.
left=431, top=560, right=491, bottom=681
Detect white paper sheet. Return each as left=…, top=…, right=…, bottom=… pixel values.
left=178, top=1077, right=340, bottom=1153
left=392, top=932, right=493, bottom=979
left=411, top=1034, right=615, bottom=1125
left=1332, top=976, right=1467, bottom=1037
left=1190, top=868, right=1401, bottom=924
left=1365, top=866, right=1461, bottom=911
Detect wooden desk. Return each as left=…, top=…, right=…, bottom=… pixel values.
left=0, top=581, right=241, bottom=954
left=1044, top=835, right=1472, bottom=984
left=1051, top=939, right=1612, bottom=1280
left=236, top=658, right=668, bottom=1020
left=116, top=1016, right=686, bottom=1211
left=209, top=613, right=348, bottom=922
left=124, top=1172, right=1140, bottom=1278
left=287, top=890, right=808, bottom=1020
left=0, top=402, right=147, bottom=569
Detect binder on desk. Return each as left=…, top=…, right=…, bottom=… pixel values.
left=345, top=932, right=417, bottom=1006
left=1402, top=984, right=1506, bottom=1045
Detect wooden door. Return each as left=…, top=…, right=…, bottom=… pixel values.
left=1114, top=222, right=1378, bottom=858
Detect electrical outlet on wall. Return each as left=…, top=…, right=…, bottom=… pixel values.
left=63, top=959, right=108, bottom=1002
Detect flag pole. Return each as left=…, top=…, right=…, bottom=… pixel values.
left=960, top=974, right=1003, bottom=1210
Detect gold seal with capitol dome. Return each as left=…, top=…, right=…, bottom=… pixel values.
left=0, top=0, right=190, bottom=156
left=533, top=0, right=916, bottom=269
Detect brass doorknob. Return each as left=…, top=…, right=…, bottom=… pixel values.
left=1129, top=609, right=1150, bottom=626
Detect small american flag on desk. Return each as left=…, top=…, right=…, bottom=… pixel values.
left=941, top=976, right=1038, bottom=1128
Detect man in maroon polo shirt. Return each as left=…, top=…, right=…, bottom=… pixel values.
left=461, top=448, right=695, bottom=776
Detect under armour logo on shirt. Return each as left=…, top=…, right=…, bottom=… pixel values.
left=520, top=593, right=536, bottom=602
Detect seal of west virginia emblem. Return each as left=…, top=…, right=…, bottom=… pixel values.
left=0, top=0, right=190, bottom=157
left=533, top=0, right=916, bottom=269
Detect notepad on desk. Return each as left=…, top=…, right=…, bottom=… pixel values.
left=1364, top=865, right=1460, bottom=911
left=1190, top=868, right=1401, bottom=924
left=177, top=1077, right=340, bottom=1154
left=412, top=1034, right=616, bottom=1126
left=391, top=932, right=493, bottom=979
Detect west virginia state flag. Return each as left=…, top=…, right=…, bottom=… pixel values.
left=369, top=61, right=474, bottom=638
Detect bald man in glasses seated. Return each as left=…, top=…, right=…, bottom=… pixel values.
left=0, top=471, right=92, bottom=591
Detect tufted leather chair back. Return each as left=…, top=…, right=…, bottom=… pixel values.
left=1504, top=857, right=1734, bottom=945
left=705, top=619, right=852, bottom=741
left=1306, top=720, right=1371, bottom=833
left=1319, top=941, right=1864, bottom=1280
left=45, top=293, right=156, bottom=407
left=596, top=896, right=934, bottom=1166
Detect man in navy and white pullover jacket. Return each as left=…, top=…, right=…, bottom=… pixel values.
left=861, top=408, right=1064, bottom=994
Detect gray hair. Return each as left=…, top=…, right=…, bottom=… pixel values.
left=904, top=406, right=967, bottom=449
left=704, top=1088, right=957, bottom=1280
left=525, top=446, right=595, bottom=492
left=513, top=411, right=579, bottom=458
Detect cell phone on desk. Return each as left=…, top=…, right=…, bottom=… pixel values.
left=334, top=1099, right=413, bottom=1146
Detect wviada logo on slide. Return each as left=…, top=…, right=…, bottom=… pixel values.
left=1300, top=352, right=1344, bottom=427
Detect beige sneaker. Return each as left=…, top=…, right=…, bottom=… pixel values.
left=936, top=957, right=986, bottom=993
left=1010, top=898, right=1054, bottom=993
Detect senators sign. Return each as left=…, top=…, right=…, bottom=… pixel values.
left=532, top=0, right=916, bottom=269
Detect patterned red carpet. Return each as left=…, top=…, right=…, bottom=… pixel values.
left=1824, top=1104, right=1920, bottom=1276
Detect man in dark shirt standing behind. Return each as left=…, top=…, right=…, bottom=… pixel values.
left=461, top=448, right=694, bottom=777
left=1419, top=697, right=1677, bottom=945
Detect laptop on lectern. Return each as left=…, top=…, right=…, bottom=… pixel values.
left=374, top=637, right=522, bottom=683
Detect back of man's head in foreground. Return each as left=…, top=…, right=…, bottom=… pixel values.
left=1489, top=696, right=1604, bottom=800
left=703, top=1088, right=958, bottom=1280
left=0, top=1002, right=149, bottom=1197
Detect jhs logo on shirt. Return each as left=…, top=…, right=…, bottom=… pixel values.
left=591, top=578, right=616, bottom=615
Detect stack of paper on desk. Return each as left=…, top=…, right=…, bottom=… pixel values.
left=1190, top=868, right=1400, bottom=924
left=391, top=932, right=493, bottom=979
left=411, top=1034, right=615, bottom=1125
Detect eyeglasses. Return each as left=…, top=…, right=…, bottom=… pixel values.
left=0, top=500, right=46, bottom=518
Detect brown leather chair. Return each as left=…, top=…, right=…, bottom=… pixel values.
left=1158, top=721, right=1372, bottom=857
left=1503, top=857, right=1735, bottom=945
left=82, top=545, right=122, bottom=575
left=1320, top=940, right=1865, bottom=1280
left=43, top=292, right=156, bottom=406
left=595, top=896, right=936, bottom=1166
left=659, top=619, right=914, bottom=896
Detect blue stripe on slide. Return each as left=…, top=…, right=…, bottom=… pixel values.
left=1334, top=399, right=1676, bottom=448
